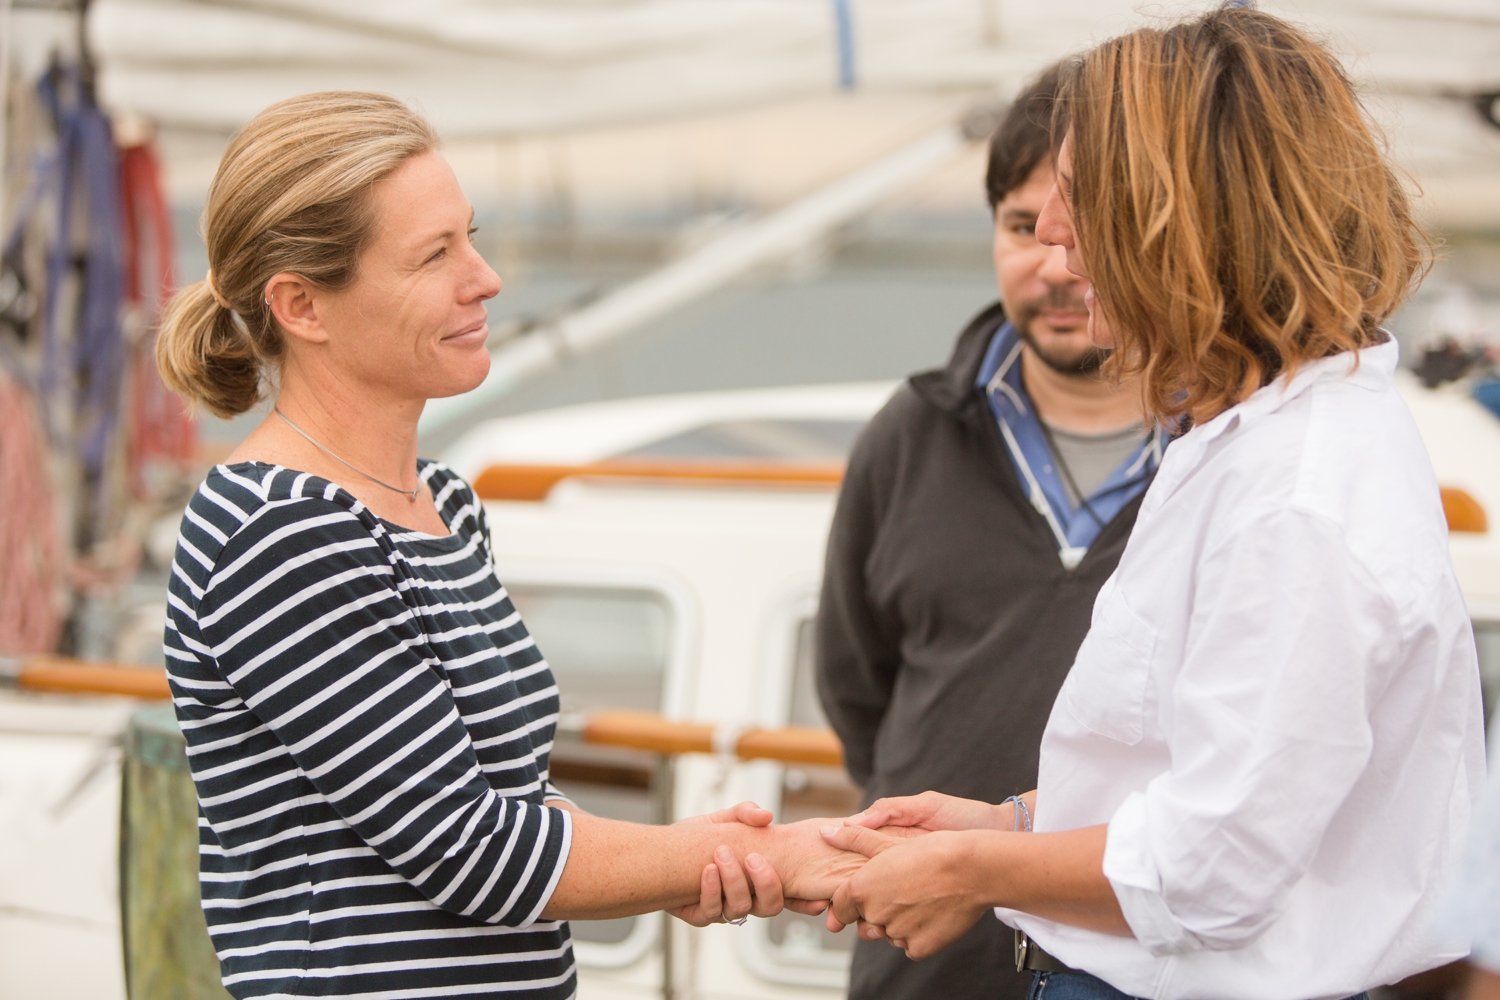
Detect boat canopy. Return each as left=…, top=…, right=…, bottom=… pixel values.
left=87, top=0, right=1500, bottom=139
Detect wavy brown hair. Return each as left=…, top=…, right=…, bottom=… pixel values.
left=1055, top=7, right=1432, bottom=423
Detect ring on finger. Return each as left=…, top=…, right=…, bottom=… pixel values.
left=728, top=916, right=748, bottom=926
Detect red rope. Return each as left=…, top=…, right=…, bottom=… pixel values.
left=0, top=376, right=64, bottom=655
left=120, top=142, right=195, bottom=496
left=120, top=143, right=175, bottom=307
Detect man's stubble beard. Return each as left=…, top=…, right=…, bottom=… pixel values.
left=1012, top=285, right=1108, bottom=375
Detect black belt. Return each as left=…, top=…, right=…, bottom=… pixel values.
left=1015, top=930, right=1082, bottom=974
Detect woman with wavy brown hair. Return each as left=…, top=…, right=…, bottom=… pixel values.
left=814, top=7, right=1487, bottom=1000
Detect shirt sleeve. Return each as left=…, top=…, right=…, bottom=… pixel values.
left=1101, top=507, right=1401, bottom=954
left=815, top=415, right=902, bottom=788
left=195, top=499, right=571, bottom=928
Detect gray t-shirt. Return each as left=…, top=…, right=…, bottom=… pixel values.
left=1042, top=421, right=1148, bottom=508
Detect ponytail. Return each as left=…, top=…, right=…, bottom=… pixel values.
left=156, top=279, right=265, bottom=419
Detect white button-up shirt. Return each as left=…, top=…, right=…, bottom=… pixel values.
left=999, top=340, right=1487, bottom=999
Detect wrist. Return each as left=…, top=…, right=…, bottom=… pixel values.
left=956, top=829, right=1019, bottom=910
left=695, top=819, right=779, bottom=878
left=758, top=821, right=808, bottom=872
left=907, top=830, right=996, bottom=915
left=760, top=820, right=842, bottom=899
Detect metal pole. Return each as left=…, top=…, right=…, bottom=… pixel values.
left=832, top=0, right=855, bottom=90
left=655, top=753, right=677, bottom=1000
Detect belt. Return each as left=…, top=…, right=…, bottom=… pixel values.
left=1015, top=930, right=1082, bottom=974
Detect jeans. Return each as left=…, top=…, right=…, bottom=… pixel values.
left=1026, top=972, right=1372, bottom=1000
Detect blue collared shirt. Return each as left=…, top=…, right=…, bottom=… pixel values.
left=976, top=322, right=1168, bottom=567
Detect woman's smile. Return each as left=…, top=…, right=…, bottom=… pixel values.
left=441, top=317, right=489, bottom=348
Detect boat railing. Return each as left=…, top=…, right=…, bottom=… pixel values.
left=0, top=655, right=844, bottom=767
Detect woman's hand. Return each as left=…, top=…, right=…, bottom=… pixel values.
left=819, top=826, right=993, bottom=960
left=759, top=817, right=872, bottom=903
left=820, top=819, right=1127, bottom=951
left=666, top=801, right=828, bottom=925
left=846, top=790, right=1026, bottom=833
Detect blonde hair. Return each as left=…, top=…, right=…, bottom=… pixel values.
left=1056, top=7, right=1432, bottom=423
left=156, top=92, right=439, bottom=418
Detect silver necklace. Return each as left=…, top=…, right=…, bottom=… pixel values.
left=274, top=407, right=422, bottom=503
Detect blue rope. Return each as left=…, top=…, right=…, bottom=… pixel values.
left=25, top=67, right=126, bottom=495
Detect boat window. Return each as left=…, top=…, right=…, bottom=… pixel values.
left=506, top=583, right=673, bottom=961
left=1474, top=620, right=1500, bottom=735
left=507, top=584, right=670, bottom=713
left=787, top=617, right=832, bottom=729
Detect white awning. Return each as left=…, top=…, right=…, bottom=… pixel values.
left=87, top=0, right=1500, bottom=135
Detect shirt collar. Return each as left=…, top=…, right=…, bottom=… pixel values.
left=1190, top=336, right=1399, bottom=447
left=1138, top=338, right=1399, bottom=521
left=977, top=322, right=1026, bottom=398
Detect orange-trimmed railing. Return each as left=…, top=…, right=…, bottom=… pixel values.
left=1, top=658, right=843, bottom=766
left=475, top=460, right=1488, bottom=536
left=1, top=655, right=174, bottom=699
left=472, top=459, right=844, bottom=502
left=570, top=709, right=842, bottom=767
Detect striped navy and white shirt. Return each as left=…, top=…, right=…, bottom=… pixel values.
left=164, top=460, right=576, bottom=1000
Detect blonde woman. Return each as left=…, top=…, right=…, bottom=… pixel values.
left=157, top=93, right=859, bottom=999
left=818, top=8, right=1486, bottom=1000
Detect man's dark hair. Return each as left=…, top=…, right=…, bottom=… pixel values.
left=985, top=63, right=1063, bottom=211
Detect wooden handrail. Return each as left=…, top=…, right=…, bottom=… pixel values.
left=2, top=656, right=172, bottom=700
left=477, top=462, right=1494, bottom=537
left=579, top=709, right=843, bottom=767
left=1, top=663, right=844, bottom=767
left=473, top=459, right=845, bottom=502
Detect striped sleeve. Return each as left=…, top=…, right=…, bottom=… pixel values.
left=194, top=497, right=572, bottom=927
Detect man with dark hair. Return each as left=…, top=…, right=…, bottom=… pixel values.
left=815, top=66, right=1167, bottom=1000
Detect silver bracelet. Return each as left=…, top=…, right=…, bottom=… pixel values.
left=1003, top=795, right=1033, bottom=833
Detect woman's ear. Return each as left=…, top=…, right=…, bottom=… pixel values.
left=264, top=274, right=328, bottom=346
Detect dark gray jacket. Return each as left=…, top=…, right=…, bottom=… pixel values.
left=815, top=302, right=1145, bottom=1000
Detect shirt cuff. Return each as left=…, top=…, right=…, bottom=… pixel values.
left=518, top=804, right=574, bottom=927
left=1103, top=792, right=1204, bottom=957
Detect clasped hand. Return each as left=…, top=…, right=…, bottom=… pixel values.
left=678, top=790, right=1025, bottom=960
left=667, top=801, right=866, bottom=926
